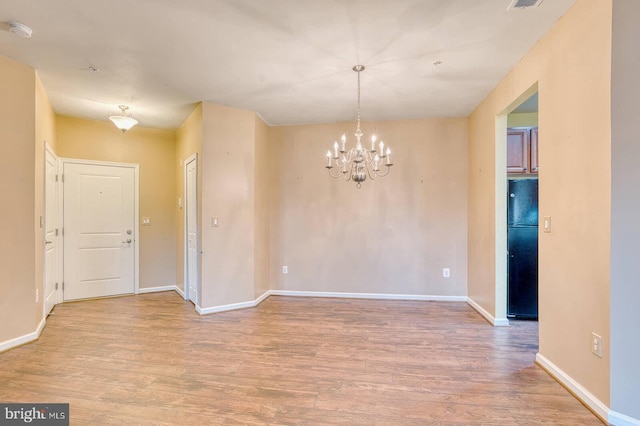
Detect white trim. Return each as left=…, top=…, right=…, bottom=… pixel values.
left=254, top=290, right=271, bottom=305
left=43, top=141, right=62, bottom=316
left=183, top=153, right=198, bottom=305
left=535, top=353, right=610, bottom=423
left=467, top=297, right=510, bottom=326
left=133, top=164, right=140, bottom=295
left=0, top=317, right=46, bottom=354
left=197, top=300, right=256, bottom=315
left=269, top=290, right=467, bottom=302
left=175, top=285, right=186, bottom=299
left=138, top=286, right=177, bottom=294
left=196, top=290, right=272, bottom=315
left=609, top=410, right=640, bottom=426
left=60, top=158, right=140, bottom=299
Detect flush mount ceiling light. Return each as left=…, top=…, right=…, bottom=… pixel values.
left=507, top=0, right=544, bottom=10
left=325, top=65, right=394, bottom=188
left=8, top=21, right=33, bottom=38
left=109, top=105, right=138, bottom=133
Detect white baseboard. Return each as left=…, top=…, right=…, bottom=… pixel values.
left=138, top=285, right=177, bottom=294
left=535, top=353, right=610, bottom=423
left=254, top=290, right=271, bottom=305
left=0, top=316, right=47, bottom=354
left=269, top=290, right=467, bottom=302
left=466, top=297, right=510, bottom=326
left=609, top=410, right=640, bottom=426
left=174, top=285, right=185, bottom=299
left=197, top=290, right=271, bottom=315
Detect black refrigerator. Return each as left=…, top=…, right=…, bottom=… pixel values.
left=507, top=179, right=538, bottom=319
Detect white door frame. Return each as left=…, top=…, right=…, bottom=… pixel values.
left=44, top=142, right=63, bottom=314
left=184, top=153, right=198, bottom=305
left=60, top=158, right=140, bottom=296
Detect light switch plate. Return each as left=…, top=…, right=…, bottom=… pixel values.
left=141, top=217, right=151, bottom=226
left=543, top=216, right=551, bottom=233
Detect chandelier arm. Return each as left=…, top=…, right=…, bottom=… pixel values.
left=327, top=167, right=344, bottom=178
left=375, top=165, right=393, bottom=177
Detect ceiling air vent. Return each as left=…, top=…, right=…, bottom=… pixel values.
left=507, top=0, right=544, bottom=10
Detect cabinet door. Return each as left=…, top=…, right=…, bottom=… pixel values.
left=507, top=129, right=530, bottom=173
left=530, top=127, right=538, bottom=173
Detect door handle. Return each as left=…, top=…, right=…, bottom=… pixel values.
left=122, top=239, right=132, bottom=244
left=45, top=241, right=53, bottom=244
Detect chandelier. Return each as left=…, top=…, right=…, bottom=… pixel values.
left=325, top=65, right=393, bottom=188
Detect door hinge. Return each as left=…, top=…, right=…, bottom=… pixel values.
left=55, top=282, right=58, bottom=290
left=55, top=228, right=59, bottom=236
left=62, top=228, right=64, bottom=236
left=61, top=174, right=64, bottom=182
left=62, top=282, right=64, bottom=290
left=55, top=174, right=59, bottom=182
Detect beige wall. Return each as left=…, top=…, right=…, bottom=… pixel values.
left=468, top=0, right=612, bottom=405
left=0, top=55, right=37, bottom=344
left=254, top=116, right=271, bottom=298
left=200, top=103, right=257, bottom=308
left=55, top=116, right=177, bottom=290
left=269, top=118, right=468, bottom=296
left=175, top=104, right=203, bottom=295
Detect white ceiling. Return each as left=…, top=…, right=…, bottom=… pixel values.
left=0, top=0, right=574, bottom=128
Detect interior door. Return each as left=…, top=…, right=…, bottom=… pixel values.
left=63, top=162, right=135, bottom=300
left=44, top=146, right=60, bottom=314
left=185, top=155, right=198, bottom=305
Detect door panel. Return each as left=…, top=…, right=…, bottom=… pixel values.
left=186, top=156, right=198, bottom=305
left=44, top=148, right=59, bottom=314
left=64, top=163, right=135, bottom=301
left=507, top=226, right=538, bottom=319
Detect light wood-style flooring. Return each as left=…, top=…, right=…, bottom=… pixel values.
left=0, top=292, right=602, bottom=425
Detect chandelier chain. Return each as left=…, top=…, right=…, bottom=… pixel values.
left=356, top=68, right=361, bottom=133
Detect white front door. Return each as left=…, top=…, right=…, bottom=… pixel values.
left=44, top=146, right=60, bottom=314
left=185, top=155, right=198, bottom=305
left=63, top=162, right=136, bottom=301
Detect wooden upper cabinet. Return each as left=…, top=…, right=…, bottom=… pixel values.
left=530, top=127, right=538, bottom=173
left=507, top=127, right=538, bottom=174
left=507, top=128, right=529, bottom=173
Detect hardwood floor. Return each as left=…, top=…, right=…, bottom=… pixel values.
left=0, top=292, right=601, bottom=425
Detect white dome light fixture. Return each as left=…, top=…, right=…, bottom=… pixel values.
left=8, top=21, right=33, bottom=38
left=109, top=105, right=138, bottom=133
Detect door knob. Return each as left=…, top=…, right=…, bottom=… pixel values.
left=122, top=239, right=132, bottom=244
left=45, top=241, right=52, bottom=244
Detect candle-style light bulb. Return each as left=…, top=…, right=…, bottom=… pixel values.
left=374, top=153, right=380, bottom=171
left=386, top=147, right=391, bottom=164
left=379, top=140, right=384, bottom=155
left=333, top=141, right=339, bottom=158
left=371, top=135, right=377, bottom=151
left=326, top=150, right=332, bottom=167
left=341, top=134, right=346, bottom=151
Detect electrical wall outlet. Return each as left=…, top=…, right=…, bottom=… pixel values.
left=592, top=332, right=603, bottom=358
left=443, top=268, right=451, bottom=278
left=282, top=266, right=288, bottom=274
